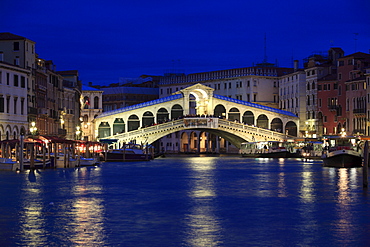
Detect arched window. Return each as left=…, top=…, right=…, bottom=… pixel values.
left=94, top=96, right=99, bottom=109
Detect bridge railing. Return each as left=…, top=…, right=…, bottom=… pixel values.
left=217, top=119, right=288, bottom=139
left=108, top=118, right=289, bottom=141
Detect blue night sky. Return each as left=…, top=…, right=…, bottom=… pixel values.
left=2, top=0, right=370, bottom=85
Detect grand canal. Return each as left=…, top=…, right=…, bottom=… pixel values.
left=1, top=156, right=370, bottom=246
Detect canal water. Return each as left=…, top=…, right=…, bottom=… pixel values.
left=1, top=156, right=370, bottom=246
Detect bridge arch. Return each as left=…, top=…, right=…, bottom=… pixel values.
left=157, top=108, right=169, bottom=124
left=113, top=118, right=125, bottom=134
left=257, top=114, right=269, bottom=129
left=98, top=122, right=111, bottom=138
left=180, top=132, right=189, bottom=152
left=285, top=121, right=297, bottom=136
left=171, top=104, right=183, bottom=119
left=228, top=108, right=240, bottom=122
left=242, top=111, right=254, bottom=125
left=128, top=115, right=140, bottom=131
left=271, top=118, right=283, bottom=133
left=142, top=111, right=155, bottom=127
left=214, top=104, right=226, bottom=118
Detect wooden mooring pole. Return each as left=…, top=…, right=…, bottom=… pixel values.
left=363, top=140, right=368, bottom=188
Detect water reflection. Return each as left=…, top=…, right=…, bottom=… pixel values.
left=19, top=170, right=47, bottom=245
left=299, top=165, right=315, bottom=203
left=185, top=157, right=222, bottom=247
left=69, top=167, right=106, bottom=246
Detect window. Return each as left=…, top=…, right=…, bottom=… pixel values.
left=318, top=85, right=322, bottom=90
left=6, top=73, right=9, bottom=85
left=0, top=71, right=2, bottom=84
left=14, top=98, right=17, bottom=114
left=338, top=73, right=342, bottom=80
left=6, top=96, right=10, bottom=113
left=21, top=98, right=24, bottom=115
left=339, top=61, right=344, bottom=66
left=229, top=82, right=231, bottom=89
left=247, top=81, right=250, bottom=87
left=21, top=76, right=25, bottom=88
left=14, top=75, right=19, bottom=87
left=94, top=96, right=99, bottom=109
left=0, top=96, right=4, bottom=112
left=327, top=84, right=330, bottom=90
left=13, top=42, right=19, bottom=51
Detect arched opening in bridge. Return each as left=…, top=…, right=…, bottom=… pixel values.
left=285, top=121, right=297, bottom=136
left=128, top=115, right=140, bottom=131
left=228, top=108, right=240, bottom=122
left=142, top=111, right=155, bottom=127
left=214, top=104, right=226, bottom=118
left=157, top=108, right=169, bottom=124
left=257, top=114, right=269, bottom=129
left=171, top=104, right=183, bottom=119
left=271, top=118, right=283, bottom=133
left=199, top=131, right=207, bottom=152
left=188, top=94, right=197, bottom=115
left=242, top=111, right=254, bottom=125
left=113, top=118, right=125, bottom=134
left=180, top=132, right=189, bottom=152
left=98, top=122, right=111, bottom=138
left=190, top=132, right=198, bottom=152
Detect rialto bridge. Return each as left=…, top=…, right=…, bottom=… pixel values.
left=94, top=84, right=299, bottom=149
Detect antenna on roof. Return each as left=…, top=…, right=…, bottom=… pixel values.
left=263, top=33, right=267, bottom=63
left=354, top=33, right=359, bottom=52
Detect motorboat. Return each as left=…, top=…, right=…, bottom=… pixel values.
left=23, top=158, right=52, bottom=169
left=0, top=158, right=20, bottom=171
left=240, top=141, right=289, bottom=158
left=102, top=143, right=153, bottom=162
left=321, top=136, right=362, bottom=168
left=79, top=157, right=100, bottom=166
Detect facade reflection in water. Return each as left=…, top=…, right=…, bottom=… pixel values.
left=69, top=167, right=105, bottom=246
left=19, top=170, right=47, bottom=245
left=333, top=168, right=357, bottom=242
left=185, top=157, right=222, bottom=247
left=18, top=167, right=106, bottom=246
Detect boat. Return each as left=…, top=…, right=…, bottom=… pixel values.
left=102, top=143, right=153, bottom=162
left=79, top=157, right=100, bottom=166
left=0, top=158, right=20, bottom=171
left=54, top=155, right=79, bottom=168
left=240, top=141, right=289, bottom=158
left=285, top=138, right=324, bottom=159
left=23, top=158, right=52, bottom=169
left=321, top=136, right=363, bottom=168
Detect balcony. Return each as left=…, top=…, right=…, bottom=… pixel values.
left=58, top=128, right=67, bottom=136
left=328, top=105, right=338, bottom=111
left=353, top=108, right=366, bottom=114
left=28, top=107, right=38, bottom=115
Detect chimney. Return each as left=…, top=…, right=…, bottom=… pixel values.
left=293, top=60, right=299, bottom=71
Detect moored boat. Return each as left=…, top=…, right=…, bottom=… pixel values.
left=102, top=143, right=153, bottom=162
left=321, top=136, right=363, bottom=168
left=0, top=158, right=20, bottom=171
left=79, top=157, right=100, bottom=166
left=240, top=141, right=289, bottom=158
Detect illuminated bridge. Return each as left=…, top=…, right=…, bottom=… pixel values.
left=94, top=84, right=299, bottom=149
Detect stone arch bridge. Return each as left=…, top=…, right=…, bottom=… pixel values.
left=94, top=84, right=299, bottom=148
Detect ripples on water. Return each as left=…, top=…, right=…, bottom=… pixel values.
left=0, top=156, right=370, bottom=246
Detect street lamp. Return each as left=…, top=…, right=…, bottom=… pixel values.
left=30, top=122, right=38, bottom=136
left=76, top=126, right=81, bottom=140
